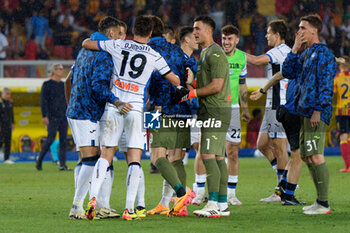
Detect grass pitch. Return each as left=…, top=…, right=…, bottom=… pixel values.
left=0, top=157, right=349, bottom=233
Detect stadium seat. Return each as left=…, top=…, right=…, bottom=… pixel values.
left=52, top=45, right=73, bottom=60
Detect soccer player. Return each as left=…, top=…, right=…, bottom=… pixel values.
left=82, top=15, right=182, bottom=220
left=222, top=25, right=250, bottom=205
left=146, top=16, right=196, bottom=217
left=119, top=20, right=127, bottom=40
left=250, top=71, right=306, bottom=206
left=245, top=19, right=291, bottom=202
left=177, top=15, right=232, bottom=217
left=66, top=16, right=130, bottom=220
left=282, top=14, right=337, bottom=215
left=179, top=27, right=199, bottom=155
left=146, top=25, right=198, bottom=216
left=163, top=25, right=176, bottom=44
left=334, top=56, right=350, bottom=172
left=192, top=25, right=250, bottom=206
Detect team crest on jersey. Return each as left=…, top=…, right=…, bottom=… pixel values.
left=143, top=111, right=161, bottom=129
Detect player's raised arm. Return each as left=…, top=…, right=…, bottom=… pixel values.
left=82, top=38, right=100, bottom=50
left=245, top=52, right=271, bottom=66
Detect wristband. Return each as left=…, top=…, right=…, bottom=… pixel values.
left=192, top=79, right=197, bottom=88
left=259, top=88, right=266, bottom=94
left=189, top=89, right=197, bottom=98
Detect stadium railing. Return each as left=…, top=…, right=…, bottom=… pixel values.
left=0, top=60, right=75, bottom=78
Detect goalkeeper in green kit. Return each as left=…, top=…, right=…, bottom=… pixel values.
left=175, top=15, right=232, bottom=217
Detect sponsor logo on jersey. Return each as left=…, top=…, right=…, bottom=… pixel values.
left=114, top=79, right=139, bottom=92
left=229, top=63, right=239, bottom=69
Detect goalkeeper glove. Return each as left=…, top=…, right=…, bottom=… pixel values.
left=185, top=67, right=195, bottom=85
left=174, top=86, right=197, bottom=103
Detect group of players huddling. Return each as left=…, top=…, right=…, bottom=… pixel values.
left=65, top=13, right=340, bottom=220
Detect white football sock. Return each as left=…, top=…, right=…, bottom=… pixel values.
left=195, top=174, right=206, bottom=193
left=160, top=180, right=173, bottom=208
left=90, top=158, right=109, bottom=199
left=97, top=165, right=114, bottom=209
left=125, top=163, right=141, bottom=212
left=208, top=200, right=218, bottom=209
left=272, top=164, right=277, bottom=173
left=218, top=202, right=228, bottom=211
left=72, top=164, right=94, bottom=210
left=227, top=175, right=238, bottom=196
left=136, top=166, right=145, bottom=208
left=74, top=163, right=82, bottom=190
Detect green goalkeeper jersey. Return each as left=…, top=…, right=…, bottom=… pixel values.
left=197, top=43, right=231, bottom=124
left=227, top=49, right=247, bottom=105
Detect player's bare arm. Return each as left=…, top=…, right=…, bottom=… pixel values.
left=250, top=71, right=283, bottom=101
left=64, top=70, right=72, bottom=105
left=245, top=52, right=270, bottom=66
left=196, top=78, right=225, bottom=97
left=164, top=72, right=181, bottom=87
left=174, top=78, right=225, bottom=103
left=82, top=39, right=100, bottom=50
left=239, top=82, right=250, bottom=122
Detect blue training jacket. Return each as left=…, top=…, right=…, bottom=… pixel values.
left=148, top=37, right=197, bottom=118
left=66, top=32, right=118, bottom=122
left=282, top=43, right=337, bottom=125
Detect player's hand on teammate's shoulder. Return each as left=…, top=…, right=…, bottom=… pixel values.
left=113, top=99, right=133, bottom=114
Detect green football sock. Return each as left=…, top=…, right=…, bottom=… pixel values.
left=314, top=163, right=329, bottom=202
left=307, top=163, right=319, bottom=200
left=203, top=158, right=220, bottom=201
left=172, top=159, right=186, bottom=188
left=155, top=157, right=182, bottom=191
left=217, top=159, right=228, bottom=199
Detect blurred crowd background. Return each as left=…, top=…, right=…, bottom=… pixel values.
left=1, top=0, right=348, bottom=155
left=0, top=0, right=349, bottom=63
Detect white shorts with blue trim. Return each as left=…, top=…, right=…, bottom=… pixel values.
left=67, top=117, right=100, bottom=148
left=100, top=106, right=146, bottom=150
left=226, top=105, right=241, bottom=143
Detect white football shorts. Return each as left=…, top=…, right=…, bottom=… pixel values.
left=67, top=117, right=100, bottom=148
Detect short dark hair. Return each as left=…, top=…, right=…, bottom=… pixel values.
left=194, top=15, right=216, bottom=32
left=164, top=25, right=175, bottom=39
left=268, top=19, right=288, bottom=40
left=221, top=25, right=240, bottom=36
left=98, top=16, right=120, bottom=35
left=180, top=26, right=194, bottom=43
left=301, top=14, right=322, bottom=34
left=150, top=16, right=164, bottom=37
left=133, top=15, right=153, bottom=37
left=119, top=20, right=127, bottom=32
